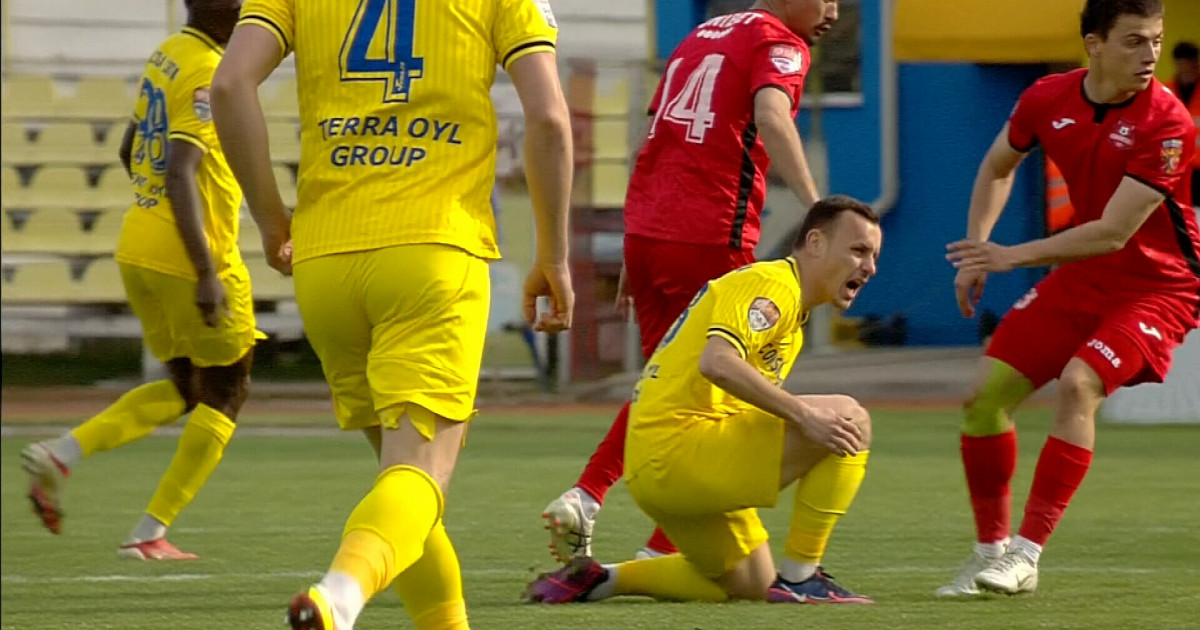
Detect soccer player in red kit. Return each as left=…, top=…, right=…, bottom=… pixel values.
left=542, top=0, right=841, bottom=564
left=941, top=0, right=1198, bottom=596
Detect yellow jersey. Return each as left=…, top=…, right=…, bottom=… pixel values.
left=238, top=0, right=558, bottom=263
left=630, top=258, right=807, bottom=450
left=117, top=27, right=245, bottom=280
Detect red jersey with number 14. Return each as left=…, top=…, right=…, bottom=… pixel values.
left=1008, top=69, right=1200, bottom=318
left=623, top=10, right=808, bottom=251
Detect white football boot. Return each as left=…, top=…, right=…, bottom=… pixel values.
left=633, top=546, right=669, bottom=561
left=21, top=442, right=68, bottom=534
left=935, top=549, right=1001, bottom=597
left=975, top=548, right=1039, bottom=595
left=542, top=488, right=596, bottom=564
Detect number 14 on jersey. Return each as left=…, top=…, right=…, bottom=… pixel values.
left=649, top=54, right=725, bottom=144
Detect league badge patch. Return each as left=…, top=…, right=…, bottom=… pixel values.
left=748, top=297, right=781, bottom=332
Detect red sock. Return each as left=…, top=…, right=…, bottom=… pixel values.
left=644, top=526, right=677, bottom=555
left=1018, top=436, right=1093, bottom=546
left=574, top=401, right=630, bottom=504
left=961, top=431, right=1018, bottom=543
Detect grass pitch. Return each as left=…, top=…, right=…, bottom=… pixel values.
left=2, top=407, right=1198, bottom=629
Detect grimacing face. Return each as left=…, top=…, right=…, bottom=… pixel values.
left=1087, top=13, right=1163, bottom=95
left=813, top=212, right=881, bottom=311
left=779, top=0, right=839, bottom=44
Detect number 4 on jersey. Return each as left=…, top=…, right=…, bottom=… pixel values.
left=340, top=0, right=424, bottom=103
left=650, top=54, right=724, bottom=143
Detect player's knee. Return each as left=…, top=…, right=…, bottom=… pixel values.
left=1057, top=360, right=1104, bottom=406
left=195, top=361, right=251, bottom=420
left=962, top=385, right=1010, bottom=436
left=844, top=399, right=872, bottom=449
left=166, top=359, right=198, bottom=411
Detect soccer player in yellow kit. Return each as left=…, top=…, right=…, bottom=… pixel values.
left=20, top=0, right=258, bottom=561
left=211, top=0, right=574, bottom=628
left=525, top=196, right=880, bottom=605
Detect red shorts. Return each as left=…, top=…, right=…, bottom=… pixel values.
left=986, top=271, right=1196, bottom=395
left=625, top=234, right=755, bottom=359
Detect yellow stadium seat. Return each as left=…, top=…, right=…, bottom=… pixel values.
left=82, top=208, right=125, bottom=255
left=593, top=73, right=630, bottom=116
left=264, top=77, right=299, bottom=120
left=2, top=76, right=60, bottom=120
left=245, top=255, right=293, bottom=301
left=26, top=166, right=90, bottom=207
left=92, top=168, right=134, bottom=208
left=273, top=165, right=298, bottom=208
left=99, top=121, right=132, bottom=158
left=1, top=166, right=31, bottom=207
left=591, top=119, right=630, bottom=160
left=238, top=215, right=264, bottom=255
left=0, top=258, right=73, bottom=303
left=30, top=122, right=108, bottom=165
left=75, top=257, right=126, bottom=303
left=8, top=208, right=86, bottom=254
left=590, top=161, right=630, bottom=208
left=59, top=77, right=135, bottom=120
left=267, top=120, right=301, bottom=164
left=2, top=122, right=37, bottom=164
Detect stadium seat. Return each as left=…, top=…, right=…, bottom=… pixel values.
left=591, top=119, right=629, bottom=160
left=238, top=215, right=265, bottom=255
left=592, top=73, right=630, bottom=116
left=0, top=258, right=73, bottom=303
left=267, top=120, right=301, bottom=164
left=2, top=122, right=37, bottom=164
left=25, top=166, right=90, bottom=208
left=82, top=208, right=125, bottom=255
left=60, top=77, right=134, bottom=120
left=1, top=166, right=31, bottom=207
left=590, top=161, right=630, bottom=208
left=245, top=255, right=293, bottom=301
left=2, top=76, right=59, bottom=120
left=8, top=208, right=87, bottom=254
left=74, top=257, right=125, bottom=303
left=30, top=122, right=108, bottom=165
left=92, top=168, right=134, bottom=208
left=98, top=121, right=132, bottom=161
left=273, top=165, right=298, bottom=208
left=263, top=77, right=299, bottom=120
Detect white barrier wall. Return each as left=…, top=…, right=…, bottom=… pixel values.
left=1102, top=328, right=1200, bottom=424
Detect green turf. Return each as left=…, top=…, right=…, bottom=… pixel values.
left=3, top=409, right=1198, bottom=629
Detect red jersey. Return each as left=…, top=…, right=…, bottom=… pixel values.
left=623, top=10, right=809, bottom=250
left=1008, top=69, right=1200, bottom=316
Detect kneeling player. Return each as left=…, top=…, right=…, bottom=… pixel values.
left=524, top=196, right=881, bottom=605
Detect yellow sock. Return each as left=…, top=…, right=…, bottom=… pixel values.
left=613, top=555, right=728, bottom=602
left=145, top=404, right=235, bottom=526
left=393, top=521, right=468, bottom=630
left=71, top=380, right=185, bottom=456
left=785, top=451, right=869, bottom=563
left=330, top=465, right=443, bottom=600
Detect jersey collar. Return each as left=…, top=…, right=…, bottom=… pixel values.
left=182, top=26, right=224, bottom=54
left=1079, top=71, right=1140, bottom=123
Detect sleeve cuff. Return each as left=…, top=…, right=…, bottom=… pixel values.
left=1125, top=172, right=1172, bottom=197
left=168, top=131, right=209, bottom=152
left=501, top=39, right=555, bottom=70
left=707, top=327, right=749, bottom=358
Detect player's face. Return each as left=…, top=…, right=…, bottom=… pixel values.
left=192, top=0, right=243, bottom=44
left=819, top=212, right=881, bottom=310
left=779, top=0, right=839, bottom=43
left=1089, top=14, right=1163, bottom=93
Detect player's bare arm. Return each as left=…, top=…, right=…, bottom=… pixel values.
left=165, top=139, right=226, bottom=327
left=509, top=51, right=575, bottom=333
left=118, top=121, right=136, bottom=177
left=698, top=336, right=862, bottom=456
left=950, top=124, right=1028, bottom=318
left=949, top=177, right=1164, bottom=272
left=755, top=87, right=820, bottom=207
left=211, top=24, right=292, bottom=275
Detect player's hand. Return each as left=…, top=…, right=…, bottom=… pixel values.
left=798, top=404, right=863, bottom=457
left=953, top=268, right=988, bottom=318
left=524, top=258, right=574, bottom=334
left=262, top=231, right=293, bottom=276
left=946, top=240, right=1016, bottom=274
left=195, top=271, right=229, bottom=328
left=615, top=264, right=633, bottom=321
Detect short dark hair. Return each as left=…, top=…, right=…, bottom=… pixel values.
left=1174, top=41, right=1199, bottom=62
left=793, top=195, right=879, bottom=249
left=1080, top=0, right=1163, bottom=39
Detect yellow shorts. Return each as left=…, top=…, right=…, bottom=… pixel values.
left=625, top=408, right=785, bottom=578
left=293, top=244, right=490, bottom=432
left=121, top=263, right=263, bottom=367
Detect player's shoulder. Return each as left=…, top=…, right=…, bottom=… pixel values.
left=717, top=258, right=800, bottom=295
left=1022, top=68, right=1084, bottom=102
left=1145, top=80, right=1195, bottom=129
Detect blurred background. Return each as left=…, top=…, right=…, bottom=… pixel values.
left=1, top=0, right=1197, bottom=420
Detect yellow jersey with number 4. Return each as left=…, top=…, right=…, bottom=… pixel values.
left=116, top=27, right=244, bottom=281
left=630, top=258, right=808, bottom=439
left=238, top=0, right=558, bottom=264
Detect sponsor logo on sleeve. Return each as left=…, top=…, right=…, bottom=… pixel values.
left=1161, top=138, right=1183, bottom=174
left=748, top=297, right=781, bottom=332
left=533, top=0, right=557, bottom=28
left=192, top=88, right=212, bottom=123
left=769, top=44, right=804, bottom=75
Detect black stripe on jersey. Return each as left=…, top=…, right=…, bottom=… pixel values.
left=1126, top=173, right=1173, bottom=198
left=729, top=122, right=758, bottom=249
left=182, top=26, right=222, bottom=54
left=241, top=15, right=290, bottom=53
left=502, top=40, right=555, bottom=69
left=1164, top=197, right=1200, bottom=315
left=707, top=326, right=749, bottom=358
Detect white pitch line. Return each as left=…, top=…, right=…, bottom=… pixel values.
left=3, top=565, right=1194, bottom=586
